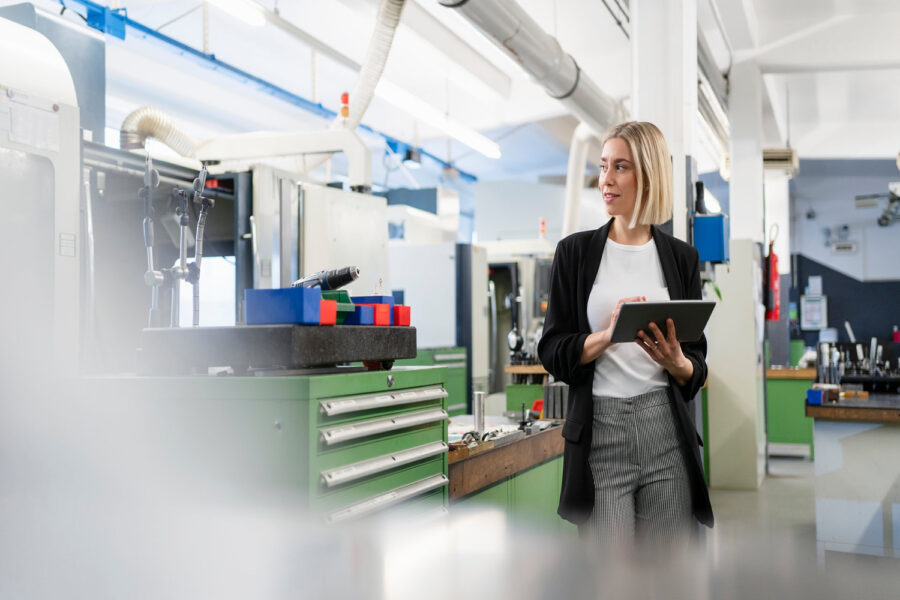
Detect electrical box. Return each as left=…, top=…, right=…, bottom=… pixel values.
left=693, top=214, right=730, bottom=263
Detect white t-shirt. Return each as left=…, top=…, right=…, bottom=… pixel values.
left=587, top=237, right=671, bottom=398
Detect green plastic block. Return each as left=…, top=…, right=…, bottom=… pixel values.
left=322, top=290, right=355, bottom=324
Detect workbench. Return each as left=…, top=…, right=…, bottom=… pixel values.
left=805, top=392, right=900, bottom=562
left=448, top=424, right=574, bottom=534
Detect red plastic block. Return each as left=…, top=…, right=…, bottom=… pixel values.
left=393, top=305, right=411, bottom=327
left=319, top=299, right=337, bottom=325
left=359, top=303, right=391, bottom=326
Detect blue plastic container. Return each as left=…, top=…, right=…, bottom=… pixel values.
left=693, top=214, right=730, bottom=263
left=806, top=388, right=823, bottom=406
left=244, top=287, right=321, bottom=325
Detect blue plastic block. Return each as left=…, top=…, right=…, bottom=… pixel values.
left=244, top=287, right=321, bottom=325
left=352, top=295, right=395, bottom=306
left=344, top=305, right=375, bottom=326
left=693, top=214, right=730, bottom=263
left=806, top=388, right=823, bottom=406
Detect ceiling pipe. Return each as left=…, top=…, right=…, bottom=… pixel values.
left=562, top=122, right=601, bottom=238
left=439, top=0, right=625, bottom=239
left=438, top=0, right=627, bottom=137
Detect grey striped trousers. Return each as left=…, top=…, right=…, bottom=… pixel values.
left=582, top=387, right=692, bottom=545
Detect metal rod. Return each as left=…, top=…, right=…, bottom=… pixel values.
left=612, top=0, right=630, bottom=23
left=600, top=0, right=629, bottom=39
left=155, top=3, right=202, bottom=31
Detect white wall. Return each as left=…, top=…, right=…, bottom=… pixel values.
left=474, top=181, right=609, bottom=244
left=790, top=160, right=900, bottom=282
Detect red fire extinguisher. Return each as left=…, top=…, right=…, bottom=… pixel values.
left=765, top=224, right=780, bottom=321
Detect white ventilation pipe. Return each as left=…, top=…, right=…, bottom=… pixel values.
left=438, top=0, right=626, bottom=136
left=562, top=122, right=600, bottom=238
left=300, top=0, right=407, bottom=175
left=120, top=106, right=198, bottom=156
left=342, top=0, right=406, bottom=129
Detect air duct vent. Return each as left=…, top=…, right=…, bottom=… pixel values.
left=763, top=148, right=799, bottom=176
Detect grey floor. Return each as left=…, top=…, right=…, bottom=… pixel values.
left=708, top=457, right=817, bottom=545
left=705, top=457, right=900, bottom=600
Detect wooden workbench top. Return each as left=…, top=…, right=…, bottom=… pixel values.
left=448, top=425, right=564, bottom=499
left=767, top=367, right=816, bottom=380
left=504, top=364, right=548, bottom=375
left=806, top=394, right=900, bottom=424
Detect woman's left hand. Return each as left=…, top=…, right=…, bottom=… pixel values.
left=635, top=318, right=694, bottom=386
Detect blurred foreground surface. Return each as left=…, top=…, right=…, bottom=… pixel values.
left=1, top=377, right=898, bottom=599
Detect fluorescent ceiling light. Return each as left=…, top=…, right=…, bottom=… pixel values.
left=207, top=0, right=265, bottom=27
left=375, top=81, right=501, bottom=160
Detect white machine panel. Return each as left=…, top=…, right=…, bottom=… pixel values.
left=389, top=242, right=457, bottom=347
left=301, top=184, right=389, bottom=296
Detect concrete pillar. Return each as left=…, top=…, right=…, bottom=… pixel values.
left=729, top=62, right=765, bottom=242
left=706, top=61, right=768, bottom=490
left=632, top=0, right=697, bottom=241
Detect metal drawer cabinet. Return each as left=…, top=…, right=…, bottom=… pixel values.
left=308, top=368, right=450, bottom=521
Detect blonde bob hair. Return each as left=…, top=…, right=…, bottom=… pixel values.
left=601, top=121, right=673, bottom=228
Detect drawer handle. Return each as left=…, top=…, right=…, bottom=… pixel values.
left=326, top=473, right=448, bottom=524
left=320, top=386, right=448, bottom=416
left=319, top=408, right=448, bottom=446
left=433, top=353, right=465, bottom=362
left=434, top=361, right=466, bottom=369
left=320, top=441, right=448, bottom=488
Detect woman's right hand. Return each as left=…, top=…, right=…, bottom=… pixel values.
left=580, top=296, right=646, bottom=364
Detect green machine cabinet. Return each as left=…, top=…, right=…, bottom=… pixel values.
left=506, top=383, right=543, bottom=413
left=765, top=377, right=815, bottom=459
left=397, top=347, right=468, bottom=417
left=80, top=367, right=450, bottom=524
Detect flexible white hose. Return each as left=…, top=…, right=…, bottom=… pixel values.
left=120, top=0, right=404, bottom=177
left=302, top=0, right=406, bottom=175
left=120, top=106, right=198, bottom=156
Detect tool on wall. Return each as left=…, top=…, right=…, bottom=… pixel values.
left=854, top=182, right=900, bottom=227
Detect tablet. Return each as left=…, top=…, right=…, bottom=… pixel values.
left=609, top=300, right=715, bottom=343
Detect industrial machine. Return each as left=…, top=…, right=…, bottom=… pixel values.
left=0, top=14, right=81, bottom=375
left=388, top=240, right=489, bottom=412
left=481, top=240, right=555, bottom=394
left=0, top=4, right=449, bottom=535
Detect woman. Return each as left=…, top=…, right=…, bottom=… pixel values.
left=538, top=121, right=712, bottom=544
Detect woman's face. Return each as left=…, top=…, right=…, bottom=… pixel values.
left=599, top=137, right=638, bottom=220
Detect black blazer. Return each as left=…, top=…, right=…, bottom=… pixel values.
left=537, top=218, right=714, bottom=527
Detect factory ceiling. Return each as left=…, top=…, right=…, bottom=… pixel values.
left=10, top=0, right=900, bottom=183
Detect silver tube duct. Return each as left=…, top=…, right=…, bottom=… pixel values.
left=120, top=106, right=198, bottom=155
left=439, top=0, right=626, bottom=135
